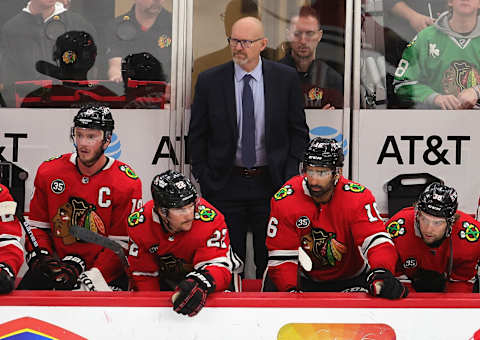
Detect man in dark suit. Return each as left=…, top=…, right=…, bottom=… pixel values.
left=189, top=16, right=309, bottom=279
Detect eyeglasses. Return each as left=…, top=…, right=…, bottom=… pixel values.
left=305, top=169, right=334, bottom=178
left=291, top=30, right=319, bottom=40
left=227, top=37, right=264, bottom=49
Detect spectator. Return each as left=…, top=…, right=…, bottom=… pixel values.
left=0, top=184, right=24, bottom=293
left=383, top=0, right=447, bottom=108
left=263, top=137, right=407, bottom=300
left=393, top=0, right=480, bottom=109
left=189, top=16, right=309, bottom=278
left=0, top=0, right=96, bottom=105
left=279, top=6, right=344, bottom=109
left=386, top=182, right=480, bottom=293
left=105, top=0, right=172, bottom=82
left=128, top=170, right=242, bottom=316
left=17, top=105, right=142, bottom=291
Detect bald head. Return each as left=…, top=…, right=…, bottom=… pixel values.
left=232, top=16, right=265, bottom=38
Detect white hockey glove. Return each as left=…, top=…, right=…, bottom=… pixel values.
left=74, top=267, right=112, bottom=292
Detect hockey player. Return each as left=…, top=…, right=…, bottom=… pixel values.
left=18, top=105, right=142, bottom=291
left=0, top=184, right=24, bottom=293
left=386, top=182, right=480, bottom=292
left=263, top=137, right=408, bottom=299
left=127, top=170, right=242, bottom=317
left=394, top=0, right=480, bottom=109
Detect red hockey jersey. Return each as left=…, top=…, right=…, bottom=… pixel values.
left=386, top=207, right=480, bottom=292
left=127, top=198, right=235, bottom=291
left=0, top=184, right=24, bottom=276
left=266, top=175, right=397, bottom=291
left=28, top=153, right=142, bottom=282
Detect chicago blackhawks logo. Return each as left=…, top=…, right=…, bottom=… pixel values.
left=45, top=155, right=61, bottom=162
left=119, top=165, right=138, bottom=179
left=386, top=218, right=406, bottom=238
left=343, top=182, right=365, bottom=193
left=459, top=221, right=480, bottom=242
left=195, top=205, right=216, bottom=222
left=300, top=228, right=347, bottom=269
left=307, top=87, right=323, bottom=101
left=158, top=34, right=172, bottom=48
left=274, top=185, right=294, bottom=201
left=442, top=60, right=480, bottom=96
left=52, top=197, right=105, bottom=245
left=127, top=209, right=145, bottom=227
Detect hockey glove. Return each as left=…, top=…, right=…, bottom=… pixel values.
left=412, top=269, right=446, bottom=292
left=28, top=249, right=64, bottom=282
left=75, top=267, right=112, bottom=292
left=0, top=263, right=15, bottom=293
left=172, top=270, right=216, bottom=317
left=53, top=255, right=86, bottom=290
left=367, top=268, right=408, bottom=299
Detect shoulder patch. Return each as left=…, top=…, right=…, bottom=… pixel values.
left=119, top=164, right=138, bottom=179
left=44, top=155, right=62, bottom=162
left=343, top=183, right=365, bottom=193
left=274, top=184, right=294, bottom=201
left=386, top=218, right=406, bottom=238
left=458, top=221, right=480, bottom=242
left=127, top=209, right=145, bottom=227
left=195, top=205, right=216, bottom=222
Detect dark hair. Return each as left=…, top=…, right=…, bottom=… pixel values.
left=297, top=6, right=321, bottom=29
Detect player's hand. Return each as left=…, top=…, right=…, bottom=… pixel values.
left=367, top=268, right=408, bottom=299
left=172, top=270, right=216, bottom=317
left=412, top=269, right=446, bottom=292
left=53, top=255, right=86, bottom=290
left=321, top=103, right=335, bottom=110
left=457, top=87, right=479, bottom=109
left=408, top=12, right=434, bottom=32
left=0, top=263, right=15, bottom=294
left=434, top=94, right=462, bottom=110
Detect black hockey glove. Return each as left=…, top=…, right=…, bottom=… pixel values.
left=412, top=269, right=446, bottom=292
left=367, top=268, right=408, bottom=299
left=172, top=270, right=216, bottom=317
left=55, top=255, right=86, bottom=290
left=0, top=263, right=15, bottom=293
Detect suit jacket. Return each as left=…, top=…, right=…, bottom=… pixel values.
left=188, top=58, right=309, bottom=195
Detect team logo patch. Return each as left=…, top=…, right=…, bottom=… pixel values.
left=386, top=218, right=406, bottom=238
left=158, top=34, right=172, bottom=48
left=307, top=87, right=323, bottom=101
left=403, top=257, right=417, bottom=269
left=442, top=60, right=480, bottom=96
left=300, top=228, right=347, bottom=269
left=296, top=216, right=310, bottom=229
left=128, top=209, right=145, bottom=227
left=343, top=182, right=365, bottom=193
left=52, top=196, right=105, bottom=245
left=45, top=155, right=62, bottom=162
left=459, top=221, right=480, bottom=242
left=119, top=164, right=138, bottom=179
left=195, top=205, right=216, bottom=222
left=62, top=50, right=77, bottom=64
left=51, top=179, right=65, bottom=194
left=274, top=185, right=294, bottom=201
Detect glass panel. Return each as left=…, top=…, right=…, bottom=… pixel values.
left=361, top=0, right=480, bottom=109
left=0, top=0, right=172, bottom=109
left=192, top=0, right=346, bottom=110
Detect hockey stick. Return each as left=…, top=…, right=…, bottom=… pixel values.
left=69, top=225, right=134, bottom=290
left=0, top=201, right=43, bottom=254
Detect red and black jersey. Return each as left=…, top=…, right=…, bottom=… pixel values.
left=266, top=175, right=397, bottom=291
left=387, top=207, right=480, bottom=292
left=127, top=198, right=235, bottom=292
left=28, top=153, right=142, bottom=282
left=0, top=184, right=24, bottom=276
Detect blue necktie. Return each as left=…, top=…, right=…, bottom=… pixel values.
left=241, top=74, right=256, bottom=169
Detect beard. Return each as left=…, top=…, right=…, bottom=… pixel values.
left=307, top=178, right=336, bottom=200
left=77, top=144, right=105, bottom=168
left=232, top=52, right=249, bottom=66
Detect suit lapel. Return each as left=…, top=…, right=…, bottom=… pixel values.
left=223, top=62, right=238, bottom=139
left=262, top=59, right=272, bottom=147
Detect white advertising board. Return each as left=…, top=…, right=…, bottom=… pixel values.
left=356, top=110, right=478, bottom=214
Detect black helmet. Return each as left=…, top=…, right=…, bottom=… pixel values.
left=121, top=52, right=166, bottom=83
left=416, top=182, right=458, bottom=219
left=73, top=105, right=115, bottom=132
left=151, top=170, right=198, bottom=210
left=303, top=137, right=344, bottom=170
left=53, top=31, right=97, bottom=77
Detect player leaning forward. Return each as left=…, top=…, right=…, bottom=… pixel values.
left=127, top=170, right=242, bottom=316
left=18, top=105, right=142, bottom=290
left=263, top=137, right=408, bottom=299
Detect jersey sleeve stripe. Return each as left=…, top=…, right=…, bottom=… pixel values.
left=132, top=271, right=159, bottom=277
left=0, top=239, right=24, bottom=252
left=360, top=232, right=394, bottom=256
left=27, top=219, right=51, bottom=230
